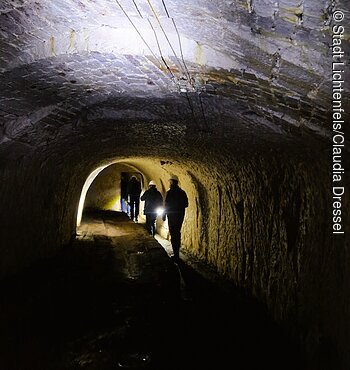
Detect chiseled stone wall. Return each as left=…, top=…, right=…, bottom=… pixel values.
left=76, top=147, right=350, bottom=369
left=0, top=0, right=349, bottom=367
left=0, top=136, right=349, bottom=368
left=181, top=151, right=350, bottom=369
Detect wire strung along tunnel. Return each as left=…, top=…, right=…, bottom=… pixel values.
left=0, top=0, right=349, bottom=369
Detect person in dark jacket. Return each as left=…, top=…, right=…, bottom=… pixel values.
left=163, top=175, right=188, bottom=262
left=141, top=180, right=163, bottom=236
left=127, top=176, right=142, bottom=222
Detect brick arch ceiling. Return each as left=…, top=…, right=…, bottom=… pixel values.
left=1, top=0, right=349, bottom=147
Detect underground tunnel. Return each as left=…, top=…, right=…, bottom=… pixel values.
left=0, top=0, right=349, bottom=369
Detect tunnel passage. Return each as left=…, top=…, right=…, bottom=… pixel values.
left=0, top=0, right=350, bottom=369
left=78, top=162, right=146, bottom=226
left=0, top=209, right=307, bottom=370
left=77, top=158, right=206, bottom=243
left=3, top=140, right=348, bottom=368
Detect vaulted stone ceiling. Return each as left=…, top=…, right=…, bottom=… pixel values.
left=1, top=0, right=349, bottom=151
left=1, top=3, right=350, bottom=366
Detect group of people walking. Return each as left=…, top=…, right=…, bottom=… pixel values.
left=126, top=175, right=188, bottom=261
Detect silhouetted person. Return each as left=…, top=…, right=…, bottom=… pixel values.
left=141, top=180, right=163, bottom=237
left=127, top=176, right=141, bottom=222
left=163, top=175, right=188, bottom=262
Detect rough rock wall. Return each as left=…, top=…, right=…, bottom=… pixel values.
left=75, top=144, right=349, bottom=368
left=0, top=131, right=348, bottom=368
left=0, top=151, right=81, bottom=277
left=178, top=147, right=350, bottom=369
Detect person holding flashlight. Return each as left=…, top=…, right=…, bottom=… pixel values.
left=141, top=180, right=163, bottom=237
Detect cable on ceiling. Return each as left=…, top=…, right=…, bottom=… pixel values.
left=147, top=17, right=176, bottom=81
left=171, top=18, right=192, bottom=83
left=161, top=0, right=170, bottom=18
left=185, top=91, right=199, bottom=125
left=131, top=0, right=143, bottom=18
left=146, top=0, right=189, bottom=80
left=115, top=0, right=160, bottom=63
left=198, top=93, right=208, bottom=128
left=115, top=0, right=208, bottom=133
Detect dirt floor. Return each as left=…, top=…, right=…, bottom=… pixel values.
left=0, top=210, right=305, bottom=370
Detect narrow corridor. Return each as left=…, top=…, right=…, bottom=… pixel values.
left=0, top=211, right=304, bottom=370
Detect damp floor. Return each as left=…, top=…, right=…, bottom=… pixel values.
left=0, top=210, right=305, bottom=370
